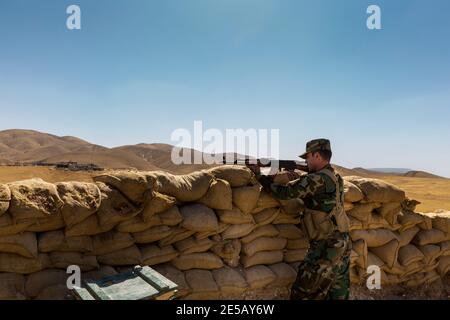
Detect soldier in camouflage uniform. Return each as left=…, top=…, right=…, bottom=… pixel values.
left=250, top=139, right=352, bottom=300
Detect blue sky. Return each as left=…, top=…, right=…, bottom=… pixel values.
left=0, top=0, right=449, bottom=177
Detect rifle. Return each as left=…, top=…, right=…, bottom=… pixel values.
left=222, top=155, right=309, bottom=173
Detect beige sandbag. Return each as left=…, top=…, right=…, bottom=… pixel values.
left=440, top=241, right=450, bottom=256
left=65, top=214, right=115, bottom=237
left=172, top=252, right=223, bottom=270
left=26, top=213, right=66, bottom=232
left=344, top=202, right=354, bottom=212
left=350, top=229, right=398, bottom=247
left=232, top=184, right=261, bottom=214
left=56, top=182, right=101, bottom=227
left=251, top=191, right=279, bottom=213
left=279, top=198, right=305, bottom=215
left=195, top=222, right=230, bottom=240
left=0, top=253, right=50, bottom=274
left=158, top=206, right=183, bottom=226
left=0, top=273, right=26, bottom=300
left=413, top=228, right=449, bottom=246
left=267, top=263, right=297, bottom=287
left=367, top=251, right=385, bottom=268
left=0, top=232, right=37, bottom=258
left=38, top=231, right=93, bottom=253
left=82, top=265, right=118, bottom=280
left=253, top=208, right=280, bottom=226
left=417, top=244, right=442, bottom=265
left=241, top=225, right=279, bottom=244
left=416, top=212, right=433, bottom=230
left=94, top=170, right=153, bottom=204
left=0, top=214, right=32, bottom=237
left=397, top=226, right=420, bottom=247
left=140, top=244, right=179, bottom=266
left=346, top=203, right=381, bottom=223
left=405, top=271, right=440, bottom=287
left=217, top=206, right=255, bottom=225
left=173, top=237, right=214, bottom=254
left=95, top=182, right=142, bottom=227
left=25, top=269, right=67, bottom=297
left=211, top=239, right=241, bottom=260
left=197, top=178, right=233, bottom=210
left=90, top=231, right=134, bottom=256
left=286, top=238, right=309, bottom=250
left=97, top=245, right=142, bottom=266
left=241, top=250, right=284, bottom=268
left=208, top=165, right=253, bottom=187
left=398, top=244, right=424, bottom=266
left=243, top=237, right=287, bottom=257
left=403, top=261, right=424, bottom=278
left=352, top=239, right=367, bottom=269
left=343, top=180, right=364, bottom=203
left=272, top=171, right=301, bottom=185
left=369, top=240, right=399, bottom=268
left=158, top=228, right=196, bottom=247
left=437, top=256, right=450, bottom=276
left=397, top=211, right=424, bottom=232
left=275, top=224, right=304, bottom=239
left=116, top=215, right=160, bottom=233
left=376, top=202, right=402, bottom=225
left=212, top=267, right=248, bottom=295
left=348, top=216, right=363, bottom=231
left=0, top=184, right=11, bottom=216
left=153, top=263, right=190, bottom=298
left=221, top=223, right=255, bottom=240
left=344, top=176, right=406, bottom=203
left=366, top=214, right=395, bottom=230
left=273, top=211, right=301, bottom=225
left=141, top=192, right=176, bottom=222
left=284, top=249, right=307, bottom=263
left=180, top=204, right=218, bottom=232
left=430, top=211, right=450, bottom=233
left=7, top=179, right=63, bottom=222
left=49, top=252, right=99, bottom=271
left=133, top=225, right=173, bottom=244
left=35, top=284, right=69, bottom=300
left=381, top=260, right=405, bottom=276
left=244, top=265, right=276, bottom=289
left=148, top=170, right=213, bottom=202
left=183, top=269, right=219, bottom=300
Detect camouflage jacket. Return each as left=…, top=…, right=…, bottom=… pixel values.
left=268, top=164, right=341, bottom=213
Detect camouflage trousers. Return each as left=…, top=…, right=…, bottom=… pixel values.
left=290, top=231, right=352, bottom=300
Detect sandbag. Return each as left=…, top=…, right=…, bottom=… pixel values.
left=35, top=284, right=69, bottom=300
left=397, top=226, right=420, bottom=247
left=253, top=208, right=280, bottom=226
left=140, top=244, right=179, bottom=266
left=56, top=182, right=101, bottom=227
left=398, top=244, right=425, bottom=266
left=172, top=252, right=223, bottom=270
left=242, top=237, right=287, bottom=257
left=158, top=206, right=183, bottom=226
left=273, top=211, right=301, bottom=225
left=440, top=241, right=450, bottom=256
left=437, top=256, right=450, bottom=277
left=197, top=178, right=233, bottom=210
left=153, top=264, right=190, bottom=298
left=208, top=165, right=253, bottom=187
left=212, top=267, right=248, bottom=295
left=26, top=213, right=66, bottom=232
left=0, top=214, right=32, bottom=237
left=352, top=239, right=367, bottom=269
left=158, top=228, right=196, bottom=247
left=221, top=223, right=255, bottom=240
left=251, top=191, right=279, bottom=213
left=348, top=216, right=363, bottom=231
left=148, top=171, right=213, bottom=202
left=244, top=265, right=276, bottom=289
left=0, top=273, right=26, bottom=300
left=0, top=253, right=50, bottom=274
left=241, top=250, right=284, bottom=268
left=344, top=176, right=406, bottom=203
left=173, top=237, right=214, bottom=254
left=90, top=231, right=135, bottom=256
left=97, top=245, right=142, bottom=266
left=217, top=206, right=255, bottom=225
left=38, top=231, right=93, bottom=253
left=343, top=180, right=364, bottom=203
left=397, top=211, right=425, bottom=232
left=133, top=225, right=173, bottom=244
left=376, top=202, right=402, bottom=225
left=0, top=232, right=37, bottom=258
left=413, top=228, right=449, bottom=246
left=416, top=213, right=433, bottom=230
left=286, top=238, right=309, bottom=250
left=241, top=225, right=280, bottom=244
left=344, top=202, right=354, bottom=212
left=284, top=249, right=308, bottom=263
left=195, top=222, right=230, bottom=240
left=65, top=214, right=115, bottom=237
left=25, top=269, right=68, bottom=297
left=232, top=185, right=261, bottom=214
left=7, top=179, right=63, bottom=222
left=350, top=229, right=398, bottom=248
left=94, top=170, right=153, bottom=204
left=0, top=184, right=10, bottom=216
left=417, top=244, right=442, bottom=265
left=369, top=240, right=399, bottom=268
left=366, top=214, right=395, bottom=230
left=346, top=203, right=381, bottom=223
left=211, top=239, right=241, bottom=260
left=180, top=204, right=218, bottom=232
left=367, top=251, right=385, bottom=268
left=267, top=263, right=297, bottom=287
left=275, top=224, right=305, bottom=239
left=184, top=269, right=219, bottom=300
left=49, top=252, right=99, bottom=271
left=95, top=182, right=142, bottom=227
left=116, top=215, right=161, bottom=233
left=141, top=192, right=176, bottom=222
left=429, top=211, right=450, bottom=233
left=279, top=198, right=305, bottom=215
left=82, top=265, right=118, bottom=280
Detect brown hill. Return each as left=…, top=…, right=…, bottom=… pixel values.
left=403, top=170, right=445, bottom=179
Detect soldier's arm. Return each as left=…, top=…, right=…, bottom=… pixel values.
left=268, top=173, right=326, bottom=200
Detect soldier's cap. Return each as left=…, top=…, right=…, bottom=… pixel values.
left=299, top=139, right=332, bottom=159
